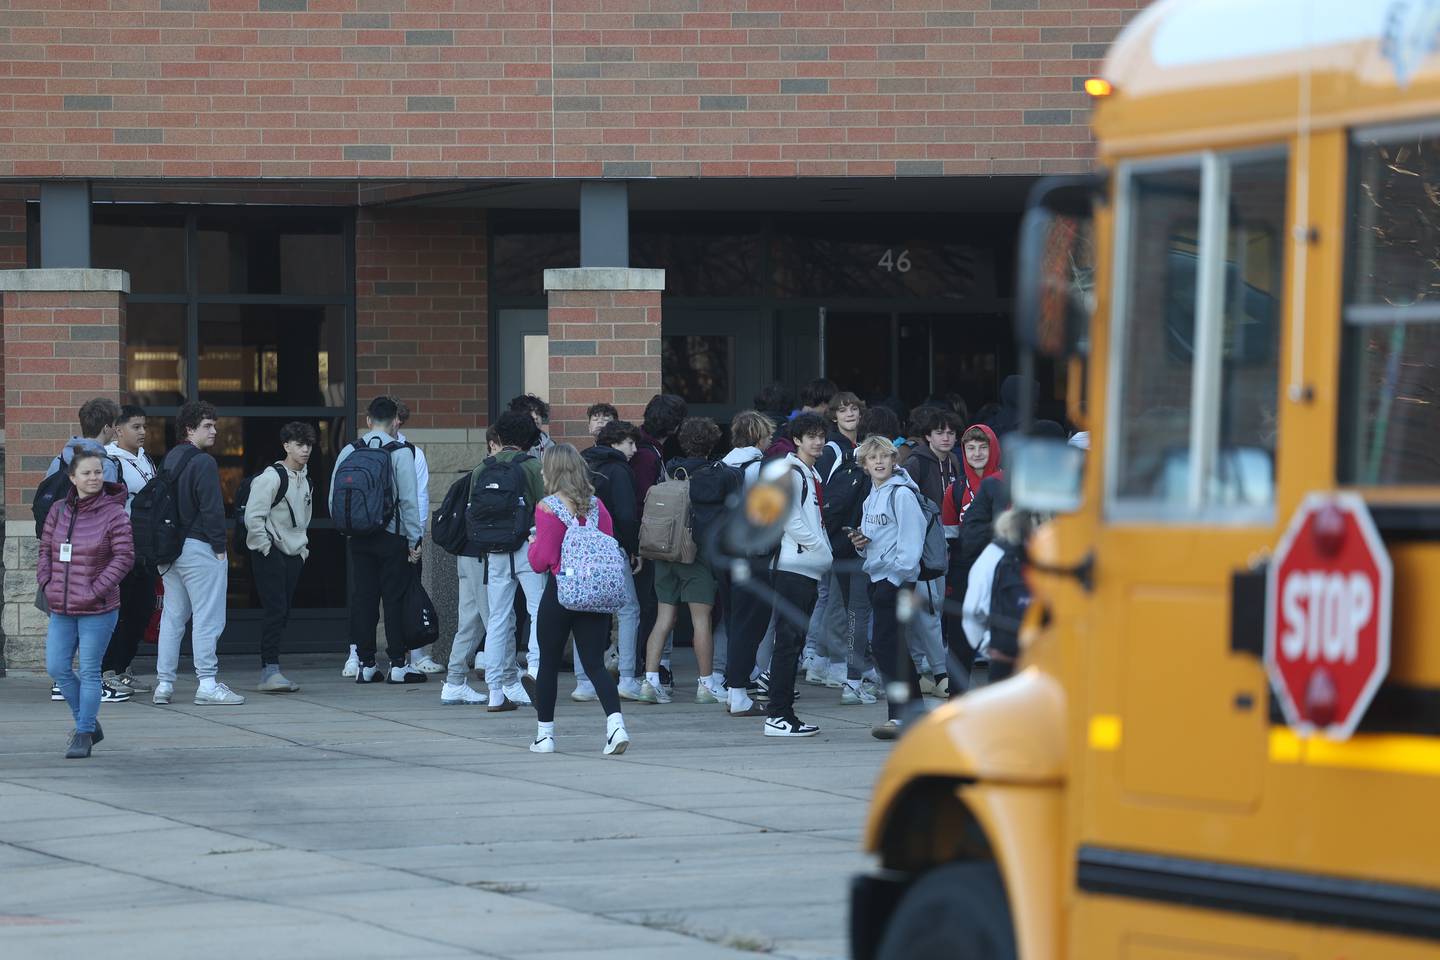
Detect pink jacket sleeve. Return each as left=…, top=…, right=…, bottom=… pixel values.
left=36, top=503, right=60, bottom=590
left=527, top=500, right=615, bottom=575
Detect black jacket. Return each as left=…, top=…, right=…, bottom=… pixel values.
left=815, top=430, right=856, bottom=482
left=582, top=444, right=640, bottom=556
left=953, top=474, right=1010, bottom=599
left=164, top=442, right=227, bottom=554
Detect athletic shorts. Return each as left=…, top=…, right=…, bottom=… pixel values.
left=652, top=559, right=717, bottom=606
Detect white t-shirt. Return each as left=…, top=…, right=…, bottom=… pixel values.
left=105, top=442, right=157, bottom=514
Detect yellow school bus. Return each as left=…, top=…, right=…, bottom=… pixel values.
left=851, top=1, right=1440, bottom=957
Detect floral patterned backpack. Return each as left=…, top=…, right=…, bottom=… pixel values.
left=546, top=495, right=628, bottom=613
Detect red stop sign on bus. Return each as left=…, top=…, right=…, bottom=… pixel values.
left=1265, top=494, right=1393, bottom=740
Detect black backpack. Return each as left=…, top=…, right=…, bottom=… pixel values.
left=466, top=454, right=534, bottom=554
left=401, top=565, right=441, bottom=650
left=232, top=464, right=296, bottom=549
left=131, top=446, right=203, bottom=566
left=31, top=453, right=121, bottom=538
left=431, top=471, right=473, bottom=556
left=822, top=460, right=868, bottom=556
left=986, top=547, right=1030, bottom=661
left=688, top=458, right=751, bottom=563
left=332, top=437, right=411, bottom=537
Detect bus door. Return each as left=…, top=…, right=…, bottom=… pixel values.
left=1097, top=152, right=1288, bottom=810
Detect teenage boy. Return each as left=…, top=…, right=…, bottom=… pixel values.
left=897, top=406, right=961, bottom=697
left=509, top=393, right=555, bottom=458
left=587, top=402, right=618, bottom=437
left=46, top=397, right=121, bottom=484
left=244, top=421, right=315, bottom=693
left=480, top=410, right=547, bottom=711
left=333, top=396, right=427, bottom=686
left=440, top=427, right=501, bottom=706
left=101, top=404, right=157, bottom=697
left=804, top=390, right=866, bottom=687
left=582, top=419, right=643, bottom=700
left=629, top=394, right=687, bottom=685
left=154, top=401, right=244, bottom=706
left=764, top=413, right=833, bottom=738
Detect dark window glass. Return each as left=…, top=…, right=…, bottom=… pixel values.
left=772, top=218, right=998, bottom=300
left=1341, top=132, right=1440, bottom=485
left=662, top=334, right=732, bottom=404
left=210, top=414, right=342, bottom=521
left=92, top=210, right=186, bottom=293
left=633, top=220, right=762, bottom=297
left=491, top=217, right=579, bottom=297
left=198, top=304, right=346, bottom=407
left=126, top=303, right=187, bottom=406
left=197, top=213, right=345, bottom=295
left=825, top=312, right=893, bottom=403
left=228, top=528, right=348, bottom=611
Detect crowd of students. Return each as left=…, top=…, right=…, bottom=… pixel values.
left=35, top=379, right=1074, bottom=759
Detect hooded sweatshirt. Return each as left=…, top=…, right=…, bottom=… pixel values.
left=775, top=453, right=831, bottom=581
left=164, top=442, right=229, bottom=554
left=582, top=443, right=640, bottom=556
left=859, top=468, right=926, bottom=587
left=243, top=462, right=313, bottom=560
left=904, top=440, right=961, bottom=508
left=37, top=482, right=135, bottom=616
left=942, top=423, right=1004, bottom=538
left=721, top=445, right=766, bottom=490
left=46, top=438, right=120, bottom=485
left=961, top=507, right=1028, bottom=654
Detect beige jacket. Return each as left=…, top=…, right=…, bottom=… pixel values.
left=243, top=463, right=313, bottom=560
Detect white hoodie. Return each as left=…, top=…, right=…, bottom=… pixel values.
left=775, top=453, right=832, bottom=581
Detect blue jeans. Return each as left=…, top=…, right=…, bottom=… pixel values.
left=47, top=610, right=119, bottom=735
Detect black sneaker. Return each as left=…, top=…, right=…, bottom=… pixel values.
left=753, top=672, right=771, bottom=701
left=386, top=665, right=428, bottom=685
left=101, top=681, right=132, bottom=703
left=658, top=665, right=674, bottom=695
left=50, top=683, right=64, bottom=702
left=763, top=715, right=820, bottom=738
left=356, top=664, right=384, bottom=684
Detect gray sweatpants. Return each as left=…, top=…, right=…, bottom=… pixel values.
left=156, top=539, right=228, bottom=684
left=824, top=569, right=872, bottom=680
left=906, top=576, right=948, bottom=676
left=446, top=555, right=490, bottom=687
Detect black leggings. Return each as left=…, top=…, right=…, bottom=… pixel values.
left=535, top=577, right=622, bottom=724
left=868, top=579, right=924, bottom=721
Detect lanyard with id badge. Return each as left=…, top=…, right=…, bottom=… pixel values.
left=58, top=503, right=80, bottom=563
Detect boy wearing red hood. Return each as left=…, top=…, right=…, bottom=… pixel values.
left=941, top=424, right=1003, bottom=538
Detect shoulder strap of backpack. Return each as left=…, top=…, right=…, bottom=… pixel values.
left=268, top=463, right=297, bottom=527
left=789, top=464, right=809, bottom=507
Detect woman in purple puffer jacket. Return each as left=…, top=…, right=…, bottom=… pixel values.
left=38, top=448, right=135, bottom=759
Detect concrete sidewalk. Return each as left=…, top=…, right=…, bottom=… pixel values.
left=0, top=656, right=891, bottom=959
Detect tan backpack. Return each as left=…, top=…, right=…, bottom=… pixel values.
left=638, top=468, right=697, bottom=563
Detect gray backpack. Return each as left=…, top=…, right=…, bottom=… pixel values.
left=891, top=485, right=948, bottom=581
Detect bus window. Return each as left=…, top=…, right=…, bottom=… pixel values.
left=1112, top=152, right=1285, bottom=517
left=1341, top=128, right=1440, bottom=486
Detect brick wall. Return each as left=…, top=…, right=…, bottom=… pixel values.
left=546, top=281, right=662, bottom=445
left=354, top=208, right=487, bottom=430
left=0, top=0, right=1148, bottom=179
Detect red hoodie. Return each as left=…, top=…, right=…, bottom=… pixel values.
left=941, top=424, right=1003, bottom=535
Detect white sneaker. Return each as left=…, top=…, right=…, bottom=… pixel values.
left=825, top=662, right=847, bottom=688
left=441, top=682, right=486, bottom=705
left=503, top=682, right=533, bottom=706
left=194, top=682, right=245, bottom=705
left=764, top=715, right=820, bottom=738
left=603, top=723, right=630, bottom=756
left=571, top=683, right=599, bottom=703
left=862, top=679, right=885, bottom=701
left=152, top=682, right=173, bottom=705
left=474, top=651, right=484, bottom=671
left=617, top=677, right=645, bottom=701
left=804, top=661, right=829, bottom=686
left=411, top=654, right=445, bottom=674
left=342, top=652, right=359, bottom=678
left=918, top=673, right=937, bottom=695
left=603, top=643, right=620, bottom=678
left=639, top=680, right=670, bottom=704
left=387, top=665, right=428, bottom=685
left=840, top=681, right=878, bottom=705
left=256, top=671, right=300, bottom=693
left=530, top=735, right=556, bottom=754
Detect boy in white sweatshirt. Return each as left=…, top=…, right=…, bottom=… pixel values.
left=763, top=413, right=833, bottom=738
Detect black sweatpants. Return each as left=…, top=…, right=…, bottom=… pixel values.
left=535, top=577, right=621, bottom=724
left=767, top=570, right=819, bottom=719
left=722, top=560, right=774, bottom=691
left=349, top=531, right=410, bottom=668
left=102, top=564, right=155, bottom=674
left=252, top=548, right=303, bottom=666
left=868, top=579, right=925, bottom=721
left=631, top=559, right=658, bottom=677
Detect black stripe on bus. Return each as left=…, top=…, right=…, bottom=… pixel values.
left=1076, top=845, right=1440, bottom=941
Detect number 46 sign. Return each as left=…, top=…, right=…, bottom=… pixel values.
left=1264, top=493, right=1393, bottom=740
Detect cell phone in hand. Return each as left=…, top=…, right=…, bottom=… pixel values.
left=841, top=526, right=858, bottom=537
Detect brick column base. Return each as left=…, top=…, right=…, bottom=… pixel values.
left=1, top=269, right=129, bottom=669
left=544, top=268, right=665, bottom=447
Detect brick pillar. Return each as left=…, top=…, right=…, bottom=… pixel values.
left=543, top=268, right=665, bottom=447
left=1, top=269, right=129, bottom=669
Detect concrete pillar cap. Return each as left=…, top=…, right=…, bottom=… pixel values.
left=0, top=268, right=130, bottom=293
left=543, top=267, right=664, bottom=292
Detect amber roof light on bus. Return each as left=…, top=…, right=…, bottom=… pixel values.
left=1084, top=77, right=1113, bottom=98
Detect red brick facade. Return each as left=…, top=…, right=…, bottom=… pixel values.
left=546, top=280, right=662, bottom=445
left=2, top=283, right=126, bottom=512
left=354, top=209, right=488, bottom=430
left=1, top=0, right=1143, bottom=180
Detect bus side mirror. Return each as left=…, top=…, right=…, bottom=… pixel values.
left=1009, top=435, right=1085, bottom=515
left=1015, top=175, right=1103, bottom=358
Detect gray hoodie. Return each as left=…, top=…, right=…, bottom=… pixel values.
left=46, top=437, right=119, bottom=485
left=331, top=429, right=423, bottom=548
left=859, top=468, right=926, bottom=587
